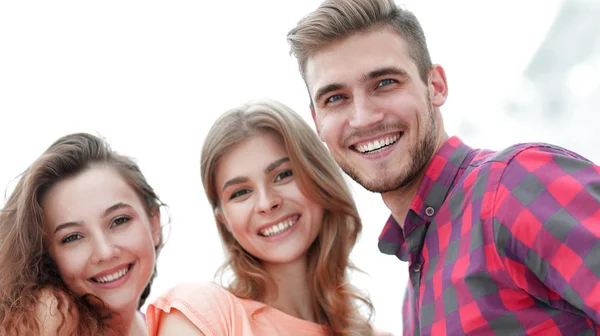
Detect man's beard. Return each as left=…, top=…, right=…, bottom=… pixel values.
left=339, top=102, right=438, bottom=193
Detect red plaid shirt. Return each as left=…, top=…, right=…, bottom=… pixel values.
left=379, top=136, right=600, bottom=335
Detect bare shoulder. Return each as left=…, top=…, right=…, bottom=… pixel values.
left=149, top=282, right=239, bottom=336
left=164, top=282, right=239, bottom=311
left=157, top=308, right=206, bottom=336
left=35, top=289, right=77, bottom=336
left=168, top=282, right=234, bottom=300
left=372, top=325, right=396, bottom=336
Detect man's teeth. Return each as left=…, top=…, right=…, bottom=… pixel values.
left=355, top=134, right=400, bottom=153
left=260, top=217, right=298, bottom=237
left=93, top=266, right=129, bottom=284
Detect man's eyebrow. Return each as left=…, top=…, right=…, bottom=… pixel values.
left=314, top=83, right=344, bottom=103
left=363, top=66, right=409, bottom=82
left=313, top=66, right=409, bottom=103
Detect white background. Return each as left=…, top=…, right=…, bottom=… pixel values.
left=0, top=1, right=583, bottom=334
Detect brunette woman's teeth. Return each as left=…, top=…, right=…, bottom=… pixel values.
left=92, top=265, right=130, bottom=283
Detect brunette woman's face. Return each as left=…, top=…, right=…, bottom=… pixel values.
left=214, top=133, right=324, bottom=266
left=42, top=166, right=161, bottom=313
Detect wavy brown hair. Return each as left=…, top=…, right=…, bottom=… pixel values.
left=201, top=99, right=374, bottom=336
left=0, top=133, right=165, bottom=335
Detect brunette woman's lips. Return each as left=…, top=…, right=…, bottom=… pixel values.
left=89, top=263, right=133, bottom=285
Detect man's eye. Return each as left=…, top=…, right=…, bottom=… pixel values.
left=377, top=79, right=396, bottom=87
left=326, top=94, right=344, bottom=104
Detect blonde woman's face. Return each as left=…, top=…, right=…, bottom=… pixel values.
left=42, top=166, right=161, bottom=313
left=215, top=133, right=324, bottom=266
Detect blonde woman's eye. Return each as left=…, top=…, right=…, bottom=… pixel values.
left=230, top=189, right=250, bottom=200
left=110, top=216, right=130, bottom=227
left=274, top=170, right=293, bottom=182
left=61, top=233, right=83, bottom=244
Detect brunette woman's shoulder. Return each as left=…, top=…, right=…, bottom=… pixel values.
left=35, top=288, right=77, bottom=336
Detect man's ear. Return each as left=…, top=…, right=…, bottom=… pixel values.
left=428, top=64, right=448, bottom=107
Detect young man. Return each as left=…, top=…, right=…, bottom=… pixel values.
left=287, top=0, right=600, bottom=334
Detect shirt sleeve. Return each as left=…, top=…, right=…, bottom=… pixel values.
left=146, top=282, right=240, bottom=336
left=492, top=145, right=600, bottom=323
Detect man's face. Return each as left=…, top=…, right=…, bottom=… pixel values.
left=305, top=27, right=447, bottom=193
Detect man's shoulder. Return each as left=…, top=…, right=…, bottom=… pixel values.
left=466, top=142, right=588, bottom=173
left=471, top=142, right=562, bottom=164
left=448, top=141, right=591, bottom=201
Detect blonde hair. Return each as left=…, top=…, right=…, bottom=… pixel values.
left=201, top=99, right=374, bottom=336
left=0, top=133, right=165, bottom=335
left=287, top=0, right=432, bottom=83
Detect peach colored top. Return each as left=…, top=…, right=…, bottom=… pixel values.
left=146, top=282, right=328, bottom=336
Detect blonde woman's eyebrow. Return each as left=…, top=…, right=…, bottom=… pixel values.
left=265, top=157, right=290, bottom=174
left=222, top=176, right=249, bottom=192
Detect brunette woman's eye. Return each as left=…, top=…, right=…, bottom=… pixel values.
left=110, top=216, right=130, bottom=228
left=61, top=233, right=83, bottom=244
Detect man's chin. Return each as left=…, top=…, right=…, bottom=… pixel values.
left=360, top=179, right=404, bottom=193
left=345, top=171, right=398, bottom=193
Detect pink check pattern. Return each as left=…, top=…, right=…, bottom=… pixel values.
left=379, top=136, right=600, bottom=335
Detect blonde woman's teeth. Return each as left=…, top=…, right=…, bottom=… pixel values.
left=260, top=217, right=298, bottom=237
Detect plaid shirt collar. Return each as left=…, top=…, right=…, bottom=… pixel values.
left=378, top=136, right=474, bottom=260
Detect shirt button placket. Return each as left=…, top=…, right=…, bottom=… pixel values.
left=409, top=263, right=423, bottom=336
left=425, top=206, right=435, bottom=217
left=408, top=238, right=425, bottom=335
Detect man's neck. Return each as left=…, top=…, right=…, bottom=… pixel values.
left=264, top=257, right=316, bottom=322
left=381, top=169, right=426, bottom=229
left=382, top=132, right=449, bottom=229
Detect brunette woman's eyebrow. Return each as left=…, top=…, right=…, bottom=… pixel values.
left=53, top=202, right=133, bottom=234
left=101, top=202, right=132, bottom=217
left=54, top=221, right=82, bottom=234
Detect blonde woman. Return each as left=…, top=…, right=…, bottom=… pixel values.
left=147, top=100, right=387, bottom=336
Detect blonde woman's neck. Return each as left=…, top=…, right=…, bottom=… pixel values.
left=264, top=257, right=316, bottom=323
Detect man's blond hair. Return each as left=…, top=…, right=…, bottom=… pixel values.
left=287, top=0, right=432, bottom=84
